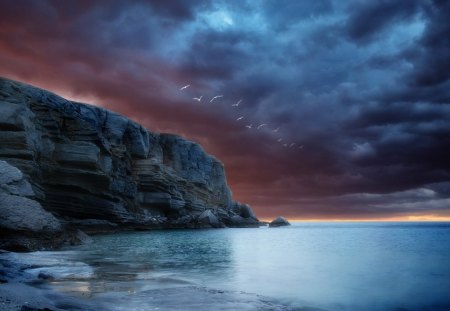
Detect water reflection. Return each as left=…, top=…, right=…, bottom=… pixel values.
left=52, top=229, right=235, bottom=297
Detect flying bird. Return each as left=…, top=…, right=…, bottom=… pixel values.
left=210, top=95, right=223, bottom=103
left=272, top=127, right=280, bottom=132
left=193, top=96, right=203, bottom=102
left=257, top=123, right=268, bottom=129
left=236, top=116, right=244, bottom=121
left=245, top=124, right=253, bottom=129
left=277, top=138, right=283, bottom=142
left=298, top=145, right=304, bottom=149
left=283, top=143, right=288, bottom=147
left=179, top=84, right=190, bottom=90
left=289, top=143, right=296, bottom=148
left=232, top=99, right=242, bottom=107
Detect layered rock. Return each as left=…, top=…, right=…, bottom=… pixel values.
left=0, top=77, right=260, bottom=250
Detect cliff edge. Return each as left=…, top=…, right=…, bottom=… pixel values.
left=0, top=77, right=260, bottom=251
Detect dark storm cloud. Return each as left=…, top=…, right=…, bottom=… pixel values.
left=343, top=0, right=423, bottom=44
left=1, top=0, right=449, bottom=219
left=179, top=30, right=255, bottom=80
left=410, top=0, right=450, bottom=87
left=376, top=0, right=450, bottom=105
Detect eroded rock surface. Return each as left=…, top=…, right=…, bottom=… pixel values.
left=0, top=77, right=261, bottom=250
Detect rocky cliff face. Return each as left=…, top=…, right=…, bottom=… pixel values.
left=0, top=77, right=260, bottom=250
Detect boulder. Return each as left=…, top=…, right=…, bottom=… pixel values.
left=0, top=193, right=62, bottom=233
left=0, top=160, right=64, bottom=251
left=269, top=216, right=291, bottom=227
left=197, top=210, right=221, bottom=228
left=230, top=202, right=258, bottom=219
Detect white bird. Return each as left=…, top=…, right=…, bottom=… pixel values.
left=277, top=138, right=283, bottom=142
left=298, top=145, right=304, bottom=149
left=283, top=143, right=288, bottom=147
left=179, top=84, right=190, bottom=90
left=257, top=123, right=268, bottom=129
left=232, top=99, right=242, bottom=107
left=272, top=127, right=280, bottom=132
left=210, top=95, right=223, bottom=103
left=289, top=143, right=296, bottom=148
left=193, top=96, right=203, bottom=102
left=236, top=116, right=244, bottom=121
left=245, top=124, right=253, bottom=129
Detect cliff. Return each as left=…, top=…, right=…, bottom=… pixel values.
left=0, top=77, right=260, bottom=251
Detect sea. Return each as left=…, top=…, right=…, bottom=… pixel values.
left=6, top=222, right=450, bottom=310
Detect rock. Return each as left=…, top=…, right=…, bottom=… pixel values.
left=71, top=229, right=93, bottom=245
left=0, top=101, right=32, bottom=131
left=269, top=216, right=291, bottom=227
left=54, top=142, right=100, bottom=168
left=0, top=76, right=262, bottom=251
left=226, top=215, right=261, bottom=228
left=0, top=193, right=62, bottom=233
left=126, top=121, right=150, bottom=158
left=0, top=161, right=65, bottom=251
left=197, top=210, right=221, bottom=228
left=231, top=202, right=258, bottom=220
left=0, top=160, right=34, bottom=197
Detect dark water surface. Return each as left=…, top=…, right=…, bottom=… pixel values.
left=10, top=222, right=450, bottom=310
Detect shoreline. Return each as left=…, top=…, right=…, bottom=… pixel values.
left=0, top=250, right=98, bottom=311
left=0, top=248, right=297, bottom=311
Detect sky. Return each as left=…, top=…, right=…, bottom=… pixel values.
left=1, top=0, right=449, bottom=221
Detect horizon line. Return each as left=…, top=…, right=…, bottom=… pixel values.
left=260, top=217, right=450, bottom=223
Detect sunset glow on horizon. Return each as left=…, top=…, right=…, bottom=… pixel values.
left=263, top=216, right=450, bottom=223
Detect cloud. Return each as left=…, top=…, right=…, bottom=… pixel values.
left=0, top=0, right=449, bottom=219
left=343, top=0, right=423, bottom=44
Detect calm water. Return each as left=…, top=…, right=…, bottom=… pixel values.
left=13, top=222, right=450, bottom=310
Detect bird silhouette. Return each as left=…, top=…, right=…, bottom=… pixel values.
left=257, top=124, right=268, bottom=129
left=236, top=116, right=244, bottom=121
left=210, top=95, right=223, bottom=103
left=193, top=96, right=203, bottom=102
left=179, top=84, right=190, bottom=90
left=245, top=124, right=253, bottom=129
left=232, top=99, right=242, bottom=107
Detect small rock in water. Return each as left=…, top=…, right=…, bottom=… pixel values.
left=269, top=216, right=291, bottom=227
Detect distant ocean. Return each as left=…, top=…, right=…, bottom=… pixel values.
left=10, top=222, right=450, bottom=310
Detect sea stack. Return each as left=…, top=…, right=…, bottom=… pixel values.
left=0, top=77, right=261, bottom=251
left=269, top=216, right=291, bottom=227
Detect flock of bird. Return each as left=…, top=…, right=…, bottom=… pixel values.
left=179, top=84, right=304, bottom=150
